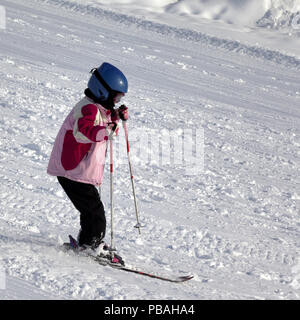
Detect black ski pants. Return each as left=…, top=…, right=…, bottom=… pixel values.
left=57, top=176, right=106, bottom=246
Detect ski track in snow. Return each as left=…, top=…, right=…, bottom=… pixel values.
left=0, top=0, right=300, bottom=299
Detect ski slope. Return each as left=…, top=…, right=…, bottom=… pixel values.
left=0, top=0, right=300, bottom=299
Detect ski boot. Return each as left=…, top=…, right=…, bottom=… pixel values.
left=65, top=235, right=125, bottom=266
left=93, top=241, right=125, bottom=267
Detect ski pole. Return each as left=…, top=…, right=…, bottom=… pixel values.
left=122, top=121, right=142, bottom=234
left=109, top=138, right=116, bottom=251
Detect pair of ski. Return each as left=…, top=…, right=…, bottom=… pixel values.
left=63, top=235, right=193, bottom=283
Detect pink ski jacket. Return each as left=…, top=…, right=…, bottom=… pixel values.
left=47, top=96, right=116, bottom=186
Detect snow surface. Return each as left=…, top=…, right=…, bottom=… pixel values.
left=51, top=0, right=300, bottom=30
left=0, top=0, right=300, bottom=300
left=42, top=0, right=300, bottom=30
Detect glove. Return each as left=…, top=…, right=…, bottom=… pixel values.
left=106, top=122, right=119, bottom=140
left=118, top=105, right=129, bottom=121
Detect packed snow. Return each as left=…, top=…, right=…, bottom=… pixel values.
left=0, top=0, right=300, bottom=300
left=52, top=0, right=300, bottom=30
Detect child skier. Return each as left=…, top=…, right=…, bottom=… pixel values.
left=47, top=62, right=129, bottom=265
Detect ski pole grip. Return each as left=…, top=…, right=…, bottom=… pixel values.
left=118, top=104, right=128, bottom=121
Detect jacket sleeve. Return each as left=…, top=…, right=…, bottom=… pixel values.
left=74, top=104, right=108, bottom=143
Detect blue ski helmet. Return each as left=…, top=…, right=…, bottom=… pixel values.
left=87, top=62, right=128, bottom=101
